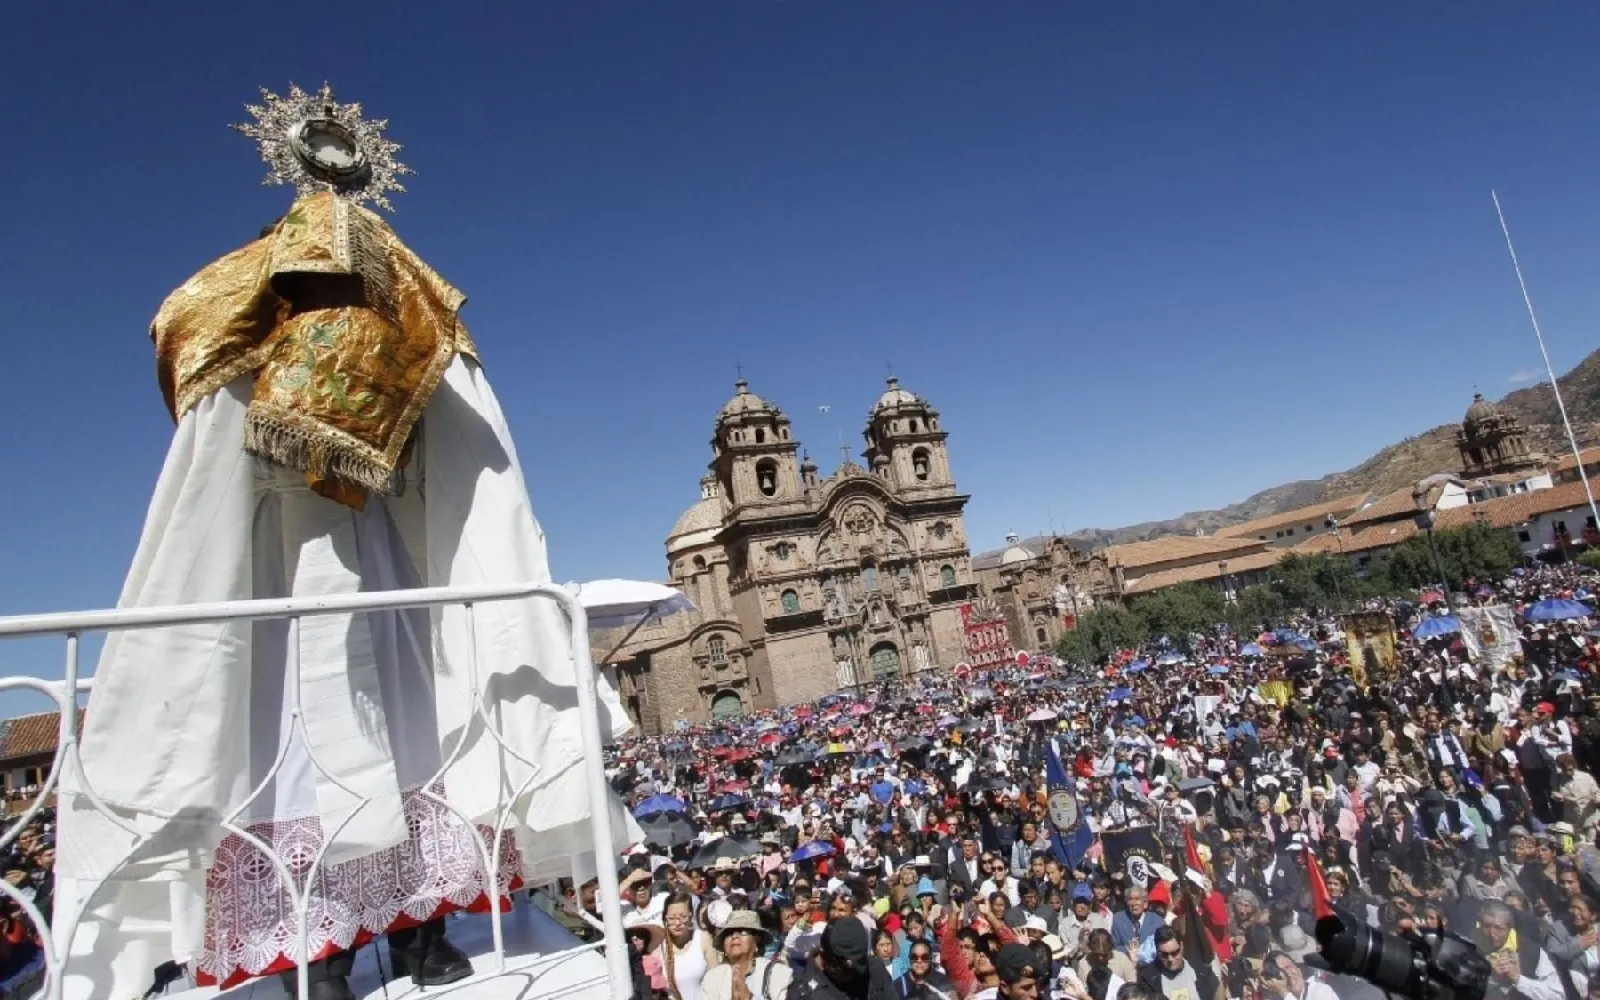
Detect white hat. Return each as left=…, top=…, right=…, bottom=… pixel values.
left=1023, top=915, right=1049, bottom=936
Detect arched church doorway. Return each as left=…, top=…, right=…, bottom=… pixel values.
left=869, top=642, right=902, bottom=683
left=710, top=690, right=744, bottom=721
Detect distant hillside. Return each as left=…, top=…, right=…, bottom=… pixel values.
left=979, top=348, right=1600, bottom=557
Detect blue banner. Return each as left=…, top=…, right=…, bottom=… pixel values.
left=1046, top=739, right=1094, bottom=871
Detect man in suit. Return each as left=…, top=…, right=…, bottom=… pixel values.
left=944, top=834, right=983, bottom=903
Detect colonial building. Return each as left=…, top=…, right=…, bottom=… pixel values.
left=973, top=534, right=1118, bottom=651
left=603, top=378, right=976, bottom=733
left=1457, top=393, right=1546, bottom=480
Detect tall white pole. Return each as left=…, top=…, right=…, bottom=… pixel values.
left=1490, top=190, right=1600, bottom=533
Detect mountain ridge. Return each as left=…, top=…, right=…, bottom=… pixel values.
left=982, top=349, right=1600, bottom=558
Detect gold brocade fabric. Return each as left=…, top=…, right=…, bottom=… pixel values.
left=152, top=192, right=478, bottom=508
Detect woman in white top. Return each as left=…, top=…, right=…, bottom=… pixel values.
left=659, top=891, right=719, bottom=1000
left=701, top=911, right=793, bottom=1000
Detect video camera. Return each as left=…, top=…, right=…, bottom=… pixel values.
left=1313, top=907, right=1490, bottom=1000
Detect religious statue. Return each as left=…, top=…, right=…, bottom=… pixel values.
left=53, top=85, right=640, bottom=1000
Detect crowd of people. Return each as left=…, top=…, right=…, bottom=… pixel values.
left=0, top=810, right=52, bottom=1000
left=590, top=562, right=1600, bottom=1000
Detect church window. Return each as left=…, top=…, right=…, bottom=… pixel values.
left=1036, top=628, right=1048, bottom=645
left=756, top=459, right=778, bottom=497
left=780, top=589, right=801, bottom=614
left=708, top=636, right=727, bottom=663
left=896, top=566, right=911, bottom=588
left=909, top=419, right=919, bottom=432
left=755, top=428, right=766, bottom=443
left=693, top=555, right=707, bottom=572
left=913, top=448, right=931, bottom=481
left=861, top=563, right=879, bottom=591
left=940, top=565, right=957, bottom=588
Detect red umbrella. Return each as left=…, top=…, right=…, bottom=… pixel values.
left=724, top=748, right=755, bottom=762
left=757, top=732, right=782, bottom=746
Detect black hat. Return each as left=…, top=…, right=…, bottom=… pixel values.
left=821, top=917, right=870, bottom=971
left=995, top=943, right=1040, bottom=984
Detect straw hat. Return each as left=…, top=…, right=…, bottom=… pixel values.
left=714, top=910, right=771, bottom=949
left=624, top=919, right=666, bottom=953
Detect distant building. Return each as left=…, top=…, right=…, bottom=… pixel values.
left=1457, top=392, right=1547, bottom=480
left=1552, top=443, right=1600, bottom=487
left=973, top=534, right=1117, bottom=651
left=600, top=378, right=978, bottom=734
left=1214, top=494, right=1369, bottom=549
left=0, top=710, right=80, bottom=813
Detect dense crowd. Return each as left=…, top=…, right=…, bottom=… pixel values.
left=589, top=563, right=1600, bottom=1000
left=0, top=810, right=51, bottom=1000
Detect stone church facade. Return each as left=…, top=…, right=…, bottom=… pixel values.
left=603, top=378, right=976, bottom=734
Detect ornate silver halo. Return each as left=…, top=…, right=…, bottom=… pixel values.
left=233, top=83, right=412, bottom=212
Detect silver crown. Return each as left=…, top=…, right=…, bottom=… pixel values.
left=233, top=83, right=412, bottom=212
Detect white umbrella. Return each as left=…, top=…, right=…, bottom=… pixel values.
left=1026, top=708, right=1058, bottom=722
left=565, top=579, right=695, bottom=628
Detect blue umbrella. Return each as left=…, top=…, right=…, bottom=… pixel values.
left=1125, top=660, right=1150, bottom=673
left=1527, top=598, right=1592, bottom=622
left=633, top=794, right=688, bottom=819
left=1240, top=643, right=1265, bottom=657
left=707, top=793, right=750, bottom=813
left=1294, top=638, right=1318, bottom=651
left=1412, top=616, right=1462, bottom=639
left=1207, top=665, right=1229, bottom=676
left=791, top=841, right=836, bottom=862
left=1106, top=687, right=1134, bottom=703
left=1156, top=653, right=1184, bottom=666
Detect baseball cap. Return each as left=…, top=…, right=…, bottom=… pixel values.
left=1071, top=884, right=1092, bottom=902
left=821, top=917, right=870, bottom=972
left=995, top=942, right=1040, bottom=984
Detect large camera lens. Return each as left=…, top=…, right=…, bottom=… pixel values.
left=1315, top=911, right=1423, bottom=995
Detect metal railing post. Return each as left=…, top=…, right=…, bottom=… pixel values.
left=555, top=588, right=632, bottom=1000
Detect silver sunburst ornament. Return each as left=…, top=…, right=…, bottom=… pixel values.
left=233, top=83, right=412, bottom=211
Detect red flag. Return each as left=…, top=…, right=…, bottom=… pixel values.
left=1183, top=825, right=1206, bottom=876
left=1304, top=845, right=1335, bottom=921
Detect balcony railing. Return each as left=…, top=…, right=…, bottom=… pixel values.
left=0, top=583, right=631, bottom=1000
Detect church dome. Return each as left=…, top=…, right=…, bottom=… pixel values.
left=1464, top=393, right=1502, bottom=426
left=999, top=533, right=1033, bottom=567
left=873, top=376, right=919, bottom=412
left=667, top=475, right=729, bottom=555
left=720, top=379, right=774, bottom=419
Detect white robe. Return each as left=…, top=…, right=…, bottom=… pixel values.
left=54, top=357, right=641, bottom=998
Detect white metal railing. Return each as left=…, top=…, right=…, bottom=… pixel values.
left=0, top=583, right=631, bottom=1000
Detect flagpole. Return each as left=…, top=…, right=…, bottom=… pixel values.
left=1491, top=190, right=1600, bottom=532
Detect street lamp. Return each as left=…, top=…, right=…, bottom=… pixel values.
left=1411, top=484, right=1454, bottom=612
left=1323, top=514, right=1347, bottom=610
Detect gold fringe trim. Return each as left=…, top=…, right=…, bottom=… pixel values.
left=243, top=412, right=404, bottom=496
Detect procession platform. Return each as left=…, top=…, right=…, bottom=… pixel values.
left=176, top=906, right=612, bottom=1000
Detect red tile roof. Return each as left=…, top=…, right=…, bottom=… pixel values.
left=1123, top=546, right=1287, bottom=595
left=1104, top=534, right=1269, bottom=571
left=0, top=710, right=81, bottom=763
left=1291, top=481, right=1600, bottom=557
left=1214, top=494, right=1370, bottom=539
left=1338, top=487, right=1426, bottom=528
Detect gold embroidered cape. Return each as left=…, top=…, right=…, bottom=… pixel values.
left=152, top=192, right=477, bottom=508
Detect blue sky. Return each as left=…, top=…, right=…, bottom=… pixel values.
left=3, top=4, right=1600, bottom=687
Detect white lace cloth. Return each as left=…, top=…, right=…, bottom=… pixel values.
left=196, top=785, right=522, bottom=988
